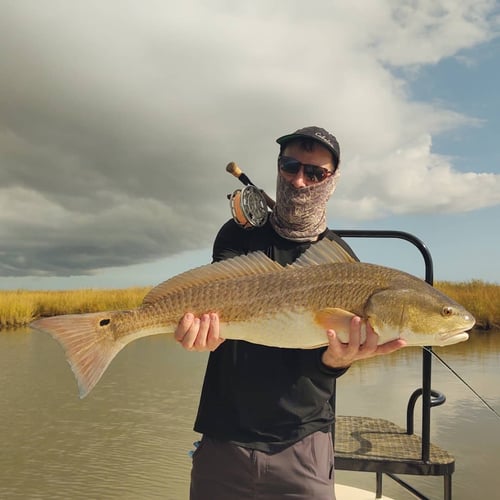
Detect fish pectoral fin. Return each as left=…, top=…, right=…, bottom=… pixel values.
left=314, top=308, right=357, bottom=342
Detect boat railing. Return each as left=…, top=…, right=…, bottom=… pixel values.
left=331, top=229, right=455, bottom=500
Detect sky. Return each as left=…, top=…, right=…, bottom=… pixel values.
left=1, top=0, right=499, bottom=290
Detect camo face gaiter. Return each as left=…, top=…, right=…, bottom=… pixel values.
left=269, top=169, right=340, bottom=242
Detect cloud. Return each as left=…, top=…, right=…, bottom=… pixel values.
left=367, top=0, right=498, bottom=65
left=0, top=0, right=499, bottom=277
left=334, top=131, right=500, bottom=219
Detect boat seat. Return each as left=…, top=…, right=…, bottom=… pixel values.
left=334, top=415, right=454, bottom=499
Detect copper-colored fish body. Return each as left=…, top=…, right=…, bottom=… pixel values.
left=31, top=239, right=475, bottom=398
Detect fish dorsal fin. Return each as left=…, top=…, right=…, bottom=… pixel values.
left=142, top=251, right=283, bottom=305
left=290, top=238, right=356, bottom=269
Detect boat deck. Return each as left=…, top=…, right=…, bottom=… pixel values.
left=336, top=483, right=395, bottom=499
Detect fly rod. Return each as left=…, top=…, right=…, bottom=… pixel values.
left=225, top=164, right=499, bottom=421
left=424, top=347, right=500, bottom=420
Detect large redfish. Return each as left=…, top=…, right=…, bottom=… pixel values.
left=31, top=239, right=475, bottom=398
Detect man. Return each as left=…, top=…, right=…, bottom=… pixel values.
left=175, top=126, right=405, bottom=499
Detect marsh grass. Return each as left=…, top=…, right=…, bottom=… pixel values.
left=1, top=281, right=499, bottom=331
left=435, top=280, right=500, bottom=330
left=0, top=287, right=151, bottom=329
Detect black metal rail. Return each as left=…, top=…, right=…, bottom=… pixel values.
left=335, top=229, right=434, bottom=461
left=333, top=229, right=453, bottom=499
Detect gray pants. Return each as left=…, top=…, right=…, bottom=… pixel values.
left=190, top=431, right=335, bottom=500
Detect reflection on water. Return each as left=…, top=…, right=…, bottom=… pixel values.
left=1, top=329, right=499, bottom=499
left=1, top=329, right=206, bottom=499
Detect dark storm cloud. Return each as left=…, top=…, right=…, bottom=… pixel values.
left=1, top=0, right=499, bottom=277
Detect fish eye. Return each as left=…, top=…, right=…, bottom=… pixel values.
left=99, top=318, right=111, bottom=327
left=441, top=306, right=454, bottom=317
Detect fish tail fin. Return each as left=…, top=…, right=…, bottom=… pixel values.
left=31, top=311, right=123, bottom=399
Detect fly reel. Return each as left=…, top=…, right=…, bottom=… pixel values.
left=229, top=185, right=269, bottom=229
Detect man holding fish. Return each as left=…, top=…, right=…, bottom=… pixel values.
left=32, top=125, right=473, bottom=496
left=175, top=126, right=407, bottom=500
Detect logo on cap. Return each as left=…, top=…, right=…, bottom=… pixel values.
left=315, top=131, right=335, bottom=149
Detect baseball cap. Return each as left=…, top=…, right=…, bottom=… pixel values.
left=276, top=126, right=340, bottom=166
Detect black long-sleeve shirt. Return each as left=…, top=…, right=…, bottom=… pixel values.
left=193, top=219, right=358, bottom=453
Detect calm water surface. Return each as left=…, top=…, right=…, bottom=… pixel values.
left=1, top=328, right=499, bottom=499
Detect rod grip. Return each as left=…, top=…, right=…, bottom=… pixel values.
left=226, top=162, right=253, bottom=186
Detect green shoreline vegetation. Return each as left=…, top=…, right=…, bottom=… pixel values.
left=0, top=281, right=499, bottom=331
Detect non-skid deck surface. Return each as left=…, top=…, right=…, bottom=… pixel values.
left=334, top=416, right=455, bottom=476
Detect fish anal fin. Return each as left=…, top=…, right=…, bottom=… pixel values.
left=143, top=251, right=283, bottom=305
left=31, top=312, right=124, bottom=398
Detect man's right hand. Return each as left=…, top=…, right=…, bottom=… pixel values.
left=174, top=312, right=225, bottom=352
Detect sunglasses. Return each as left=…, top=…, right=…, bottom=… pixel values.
left=278, top=156, right=334, bottom=183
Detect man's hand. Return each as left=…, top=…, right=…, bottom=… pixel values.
left=321, top=315, right=406, bottom=369
left=174, top=312, right=225, bottom=352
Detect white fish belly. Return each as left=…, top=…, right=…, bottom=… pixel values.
left=220, top=310, right=330, bottom=349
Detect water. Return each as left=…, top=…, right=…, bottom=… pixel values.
left=335, top=333, right=500, bottom=499
left=1, top=329, right=499, bottom=499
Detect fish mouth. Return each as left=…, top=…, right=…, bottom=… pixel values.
left=437, top=331, right=470, bottom=346
left=437, top=324, right=474, bottom=346
left=436, top=314, right=475, bottom=345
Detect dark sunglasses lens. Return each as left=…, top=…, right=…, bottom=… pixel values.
left=303, top=165, right=328, bottom=182
left=279, top=157, right=301, bottom=175
left=279, top=156, right=331, bottom=182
